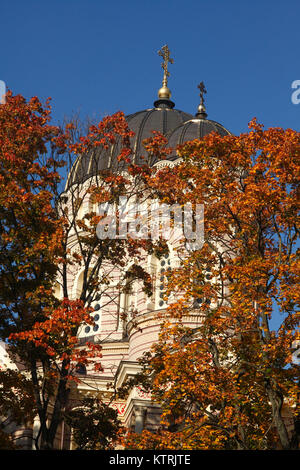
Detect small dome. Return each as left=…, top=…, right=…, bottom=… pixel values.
left=165, top=81, right=231, bottom=157
left=66, top=99, right=193, bottom=188
left=167, top=116, right=231, bottom=150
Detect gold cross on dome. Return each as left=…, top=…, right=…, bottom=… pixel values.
left=198, top=81, right=207, bottom=105
left=158, top=45, right=174, bottom=87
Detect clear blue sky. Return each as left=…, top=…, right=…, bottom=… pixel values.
left=1, top=0, right=300, bottom=135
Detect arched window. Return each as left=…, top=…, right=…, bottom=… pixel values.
left=53, top=282, right=62, bottom=300
left=122, top=274, right=139, bottom=322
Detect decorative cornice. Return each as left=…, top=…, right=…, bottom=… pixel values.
left=114, top=360, right=143, bottom=390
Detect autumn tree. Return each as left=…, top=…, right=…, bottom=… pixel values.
left=0, top=92, right=154, bottom=449
left=0, top=366, right=36, bottom=449
left=122, top=120, right=300, bottom=450
left=64, top=396, right=121, bottom=450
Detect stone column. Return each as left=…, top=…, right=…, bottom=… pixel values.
left=134, top=406, right=147, bottom=434
left=32, top=415, right=40, bottom=450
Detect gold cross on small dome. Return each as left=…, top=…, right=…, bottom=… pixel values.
left=157, top=45, right=174, bottom=100
left=197, top=81, right=207, bottom=106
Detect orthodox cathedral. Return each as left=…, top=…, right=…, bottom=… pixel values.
left=60, top=45, right=231, bottom=445
left=0, top=46, right=232, bottom=449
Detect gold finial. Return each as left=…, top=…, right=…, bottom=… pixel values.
left=157, top=44, right=173, bottom=100
left=196, top=81, right=207, bottom=118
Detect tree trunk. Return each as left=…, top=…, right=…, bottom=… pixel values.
left=264, top=378, right=296, bottom=450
